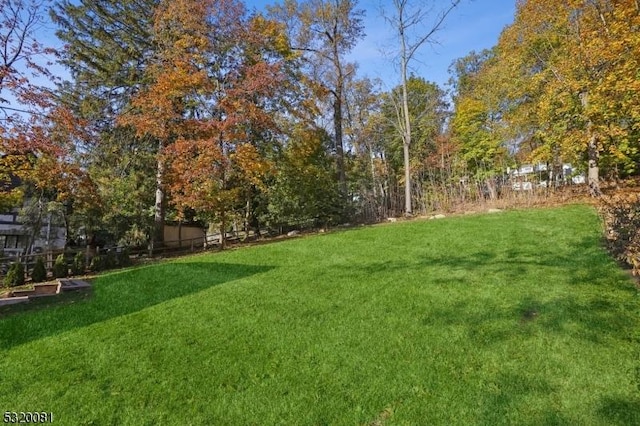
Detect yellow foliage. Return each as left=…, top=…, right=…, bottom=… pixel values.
left=486, top=0, right=640, bottom=171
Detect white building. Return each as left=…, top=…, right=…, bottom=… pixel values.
left=0, top=209, right=66, bottom=257
left=508, top=163, right=585, bottom=190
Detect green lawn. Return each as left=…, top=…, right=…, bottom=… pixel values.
left=1, top=205, right=639, bottom=425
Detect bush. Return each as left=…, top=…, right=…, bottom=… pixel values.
left=599, top=193, right=640, bottom=275
left=105, top=251, right=117, bottom=269
left=90, top=255, right=106, bottom=272
left=4, top=262, right=25, bottom=287
left=31, top=257, right=47, bottom=283
left=52, top=254, right=68, bottom=278
left=71, top=251, right=85, bottom=276
left=116, top=248, right=131, bottom=267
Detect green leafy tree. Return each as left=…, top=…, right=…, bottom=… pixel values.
left=450, top=97, right=507, bottom=198
left=267, top=125, right=342, bottom=229
left=449, top=49, right=508, bottom=198
left=52, top=0, right=164, bottom=242
left=86, top=127, right=157, bottom=244
left=51, top=0, right=157, bottom=123
left=71, top=251, right=85, bottom=275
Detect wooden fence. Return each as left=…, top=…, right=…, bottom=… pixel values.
left=0, top=234, right=218, bottom=284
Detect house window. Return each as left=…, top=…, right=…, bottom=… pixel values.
left=5, top=235, right=18, bottom=249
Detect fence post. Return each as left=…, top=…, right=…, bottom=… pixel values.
left=46, top=251, right=53, bottom=273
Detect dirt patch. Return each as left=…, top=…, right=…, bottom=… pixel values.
left=520, top=309, right=539, bottom=323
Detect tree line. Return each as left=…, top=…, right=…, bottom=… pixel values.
left=1, top=0, right=638, bottom=251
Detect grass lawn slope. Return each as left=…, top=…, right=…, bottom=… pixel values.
left=1, top=205, right=639, bottom=425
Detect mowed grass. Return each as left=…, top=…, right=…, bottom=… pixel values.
left=1, top=205, right=639, bottom=425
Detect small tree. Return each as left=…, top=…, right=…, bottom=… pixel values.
left=89, top=255, right=106, bottom=272
left=71, top=251, right=85, bottom=276
left=4, top=263, right=25, bottom=287
left=52, top=254, right=68, bottom=278
left=31, top=257, right=47, bottom=282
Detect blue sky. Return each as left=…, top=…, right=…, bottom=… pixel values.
left=18, top=0, right=516, bottom=98
left=245, top=0, right=517, bottom=90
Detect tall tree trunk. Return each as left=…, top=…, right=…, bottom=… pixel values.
left=154, top=142, right=165, bottom=247
left=580, top=91, right=601, bottom=197
left=389, top=0, right=460, bottom=215
left=401, top=54, right=413, bottom=215
left=25, top=193, right=45, bottom=255
left=219, top=210, right=227, bottom=250
left=333, top=87, right=347, bottom=195
left=244, top=194, right=251, bottom=241
left=369, top=143, right=377, bottom=198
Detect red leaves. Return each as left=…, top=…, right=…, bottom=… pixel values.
left=164, top=137, right=227, bottom=218
left=1, top=0, right=57, bottom=117
left=117, top=0, right=290, bottom=222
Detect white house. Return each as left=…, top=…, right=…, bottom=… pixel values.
left=508, top=163, right=585, bottom=190
left=0, top=209, right=66, bottom=257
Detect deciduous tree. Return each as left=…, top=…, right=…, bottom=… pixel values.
left=267, top=124, right=342, bottom=228
left=383, top=0, right=460, bottom=214
left=493, top=0, right=640, bottom=196
left=122, top=0, right=293, bottom=248
left=0, top=0, right=54, bottom=118
left=1, top=0, right=59, bottom=210
left=449, top=49, right=508, bottom=198
left=380, top=75, right=448, bottom=212
left=269, top=0, right=365, bottom=196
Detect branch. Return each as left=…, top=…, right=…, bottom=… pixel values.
left=1, top=105, right=47, bottom=117
left=406, top=0, right=461, bottom=62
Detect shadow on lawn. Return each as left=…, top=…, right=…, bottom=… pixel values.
left=424, top=235, right=620, bottom=287
left=0, top=262, right=272, bottom=350
left=433, top=243, right=638, bottom=346
left=597, top=396, right=640, bottom=425
left=337, top=235, right=638, bottom=347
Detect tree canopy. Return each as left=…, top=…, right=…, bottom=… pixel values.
left=1, top=0, right=638, bottom=252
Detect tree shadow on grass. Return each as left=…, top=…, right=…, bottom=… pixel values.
left=422, top=239, right=623, bottom=288
left=334, top=235, right=638, bottom=347
left=597, top=396, right=640, bottom=425
left=0, top=262, right=272, bottom=350
left=478, top=371, right=574, bottom=425
left=423, top=293, right=638, bottom=349
left=426, top=237, right=638, bottom=345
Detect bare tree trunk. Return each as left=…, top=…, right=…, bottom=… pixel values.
left=486, top=177, right=497, bottom=200
left=401, top=33, right=413, bottom=215
left=587, top=134, right=601, bottom=196
left=154, top=142, right=165, bottom=247
left=25, top=194, right=44, bottom=256
left=387, top=0, right=460, bottom=215
left=219, top=210, right=227, bottom=250
left=580, top=91, right=602, bottom=197
left=333, top=89, right=347, bottom=195
left=244, top=195, right=251, bottom=241
left=369, top=143, right=377, bottom=198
